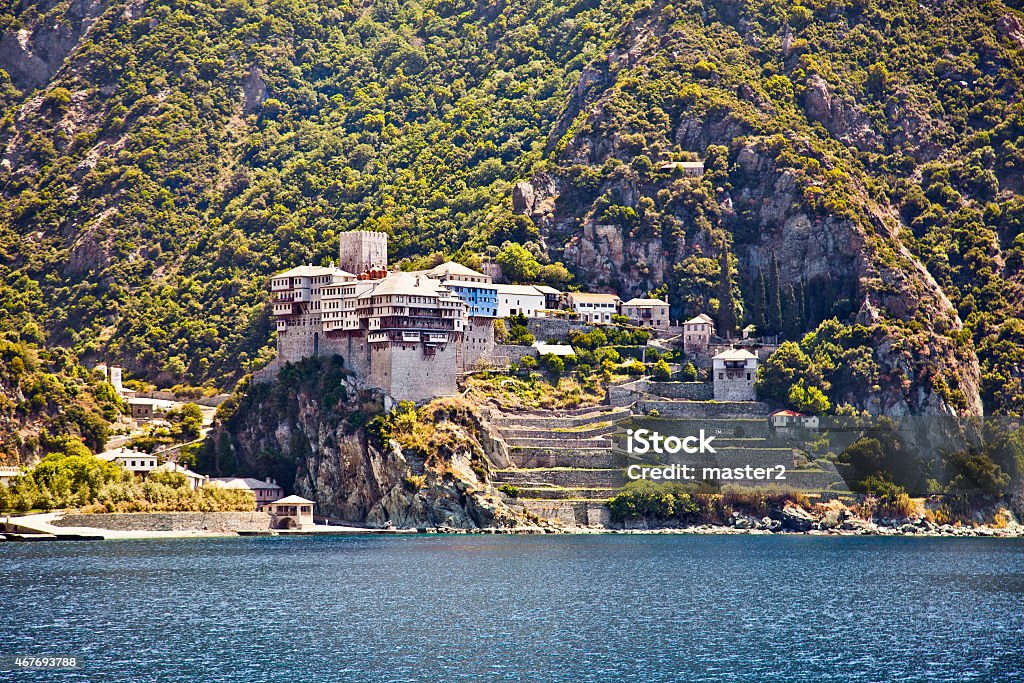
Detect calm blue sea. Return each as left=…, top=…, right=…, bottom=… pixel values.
left=1, top=534, right=1022, bottom=682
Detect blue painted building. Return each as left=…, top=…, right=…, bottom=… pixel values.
left=425, top=262, right=498, bottom=317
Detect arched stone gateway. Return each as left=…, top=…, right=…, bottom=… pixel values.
left=276, top=517, right=299, bottom=530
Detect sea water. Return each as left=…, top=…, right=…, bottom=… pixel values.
left=1, top=534, right=1022, bottom=682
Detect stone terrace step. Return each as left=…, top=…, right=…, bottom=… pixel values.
left=496, top=421, right=618, bottom=442
left=514, top=487, right=618, bottom=501
left=489, top=407, right=632, bottom=430
left=502, top=436, right=614, bottom=449
left=492, top=467, right=628, bottom=488
left=508, top=448, right=627, bottom=469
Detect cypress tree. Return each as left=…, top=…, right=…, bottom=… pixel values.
left=753, top=269, right=767, bottom=332
left=768, top=252, right=783, bottom=335
left=717, top=247, right=737, bottom=336
left=782, top=284, right=802, bottom=340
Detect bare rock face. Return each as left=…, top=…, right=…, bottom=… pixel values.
left=996, top=14, right=1024, bottom=49
left=242, top=66, right=268, bottom=114
left=0, top=0, right=106, bottom=91
left=513, top=172, right=558, bottom=219
left=800, top=74, right=881, bottom=152
left=511, top=180, right=536, bottom=215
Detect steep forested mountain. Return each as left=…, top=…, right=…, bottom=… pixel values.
left=1, top=0, right=1023, bottom=424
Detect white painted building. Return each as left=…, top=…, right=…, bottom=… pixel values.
left=770, top=410, right=820, bottom=432
left=0, top=465, right=23, bottom=487
left=97, top=447, right=159, bottom=475
left=495, top=284, right=547, bottom=318
left=566, top=292, right=621, bottom=324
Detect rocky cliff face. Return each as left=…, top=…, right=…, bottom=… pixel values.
left=511, top=4, right=995, bottom=418
left=0, top=0, right=107, bottom=91
left=201, top=358, right=532, bottom=529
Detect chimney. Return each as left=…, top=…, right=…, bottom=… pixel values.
left=266, top=476, right=272, bottom=484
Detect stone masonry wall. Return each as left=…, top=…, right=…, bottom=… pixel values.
left=492, top=344, right=537, bottom=365
left=647, top=381, right=713, bottom=400
left=463, top=317, right=496, bottom=370
left=636, top=400, right=771, bottom=418
left=373, top=343, right=458, bottom=402
left=526, top=317, right=596, bottom=341
left=54, top=511, right=273, bottom=531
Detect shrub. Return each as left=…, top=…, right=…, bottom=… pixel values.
left=679, top=362, right=698, bottom=382
left=498, top=483, right=520, bottom=498
left=607, top=481, right=699, bottom=523
left=652, top=358, right=672, bottom=381
left=404, top=474, right=426, bottom=492
left=721, top=484, right=809, bottom=516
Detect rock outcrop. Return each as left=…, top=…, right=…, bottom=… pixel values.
left=0, top=0, right=106, bottom=91
left=202, top=357, right=534, bottom=529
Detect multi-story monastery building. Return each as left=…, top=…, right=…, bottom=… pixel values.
left=262, top=231, right=497, bottom=401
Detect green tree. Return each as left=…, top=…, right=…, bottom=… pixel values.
left=541, top=354, right=564, bottom=377
left=787, top=379, right=831, bottom=414
left=679, top=362, right=698, bottom=382
left=652, top=358, right=672, bottom=381
left=716, top=247, right=737, bottom=337
left=496, top=242, right=541, bottom=283
left=755, top=341, right=820, bottom=403
left=767, top=252, right=783, bottom=336
left=751, top=269, right=767, bottom=331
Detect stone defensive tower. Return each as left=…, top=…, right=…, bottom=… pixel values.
left=338, top=230, right=388, bottom=275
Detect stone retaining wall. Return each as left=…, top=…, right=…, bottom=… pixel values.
left=507, top=449, right=627, bottom=469
left=493, top=344, right=537, bottom=363
left=493, top=468, right=627, bottom=488
left=526, top=318, right=596, bottom=341
left=54, top=511, right=272, bottom=532
left=647, top=381, right=713, bottom=400
left=519, top=500, right=610, bottom=527
left=490, top=408, right=630, bottom=429
left=637, top=400, right=771, bottom=418
left=502, top=436, right=613, bottom=449
left=497, top=423, right=618, bottom=441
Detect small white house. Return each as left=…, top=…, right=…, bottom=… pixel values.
left=97, top=447, right=159, bottom=475
left=566, top=292, right=621, bottom=324
left=0, top=465, right=23, bottom=487
left=770, top=410, right=820, bottom=432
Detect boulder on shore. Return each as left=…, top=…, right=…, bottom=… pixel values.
left=781, top=505, right=815, bottom=532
